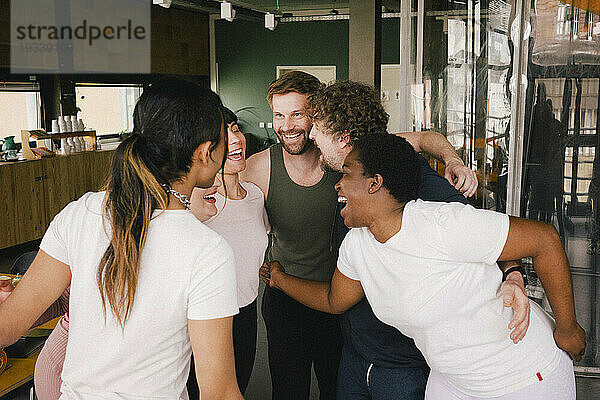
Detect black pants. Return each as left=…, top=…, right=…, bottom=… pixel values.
left=233, top=298, right=258, bottom=393
left=187, top=299, right=258, bottom=397
left=262, top=286, right=342, bottom=400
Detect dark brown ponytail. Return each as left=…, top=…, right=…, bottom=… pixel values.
left=98, top=78, right=225, bottom=327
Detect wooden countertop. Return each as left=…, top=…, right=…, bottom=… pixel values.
left=0, top=149, right=114, bottom=167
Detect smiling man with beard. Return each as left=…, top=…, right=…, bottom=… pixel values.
left=242, top=72, right=342, bottom=400
left=242, top=71, right=481, bottom=400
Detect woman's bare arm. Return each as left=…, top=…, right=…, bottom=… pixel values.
left=188, top=316, right=244, bottom=400
left=0, top=250, right=71, bottom=347
left=260, top=261, right=364, bottom=314
left=498, top=217, right=586, bottom=360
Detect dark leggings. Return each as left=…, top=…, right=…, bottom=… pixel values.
left=233, top=298, right=258, bottom=393
left=186, top=298, right=258, bottom=397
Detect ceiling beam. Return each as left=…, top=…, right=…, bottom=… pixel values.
left=171, top=0, right=265, bottom=22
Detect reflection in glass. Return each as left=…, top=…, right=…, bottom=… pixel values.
left=525, top=1, right=600, bottom=378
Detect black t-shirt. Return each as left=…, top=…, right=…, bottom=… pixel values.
left=336, top=153, right=470, bottom=368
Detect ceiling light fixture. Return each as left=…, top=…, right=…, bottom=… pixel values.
left=153, top=0, right=172, bottom=8
left=265, top=12, right=278, bottom=30
left=221, top=2, right=236, bottom=22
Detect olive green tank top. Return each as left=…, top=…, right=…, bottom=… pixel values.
left=265, top=143, right=341, bottom=281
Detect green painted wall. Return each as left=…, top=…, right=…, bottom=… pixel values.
left=215, top=18, right=400, bottom=140
left=382, top=18, right=400, bottom=64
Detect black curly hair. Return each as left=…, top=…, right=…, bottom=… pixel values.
left=352, top=134, right=421, bottom=204
left=307, top=81, right=389, bottom=143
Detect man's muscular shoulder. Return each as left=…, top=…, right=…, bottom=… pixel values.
left=241, top=148, right=270, bottom=198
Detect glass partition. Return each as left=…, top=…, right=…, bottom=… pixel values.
left=525, top=0, right=600, bottom=381
left=390, top=0, right=521, bottom=211
left=394, top=0, right=600, bottom=392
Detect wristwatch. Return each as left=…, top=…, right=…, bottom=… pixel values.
left=502, top=265, right=528, bottom=287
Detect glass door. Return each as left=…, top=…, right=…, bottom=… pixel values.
left=396, top=0, right=600, bottom=390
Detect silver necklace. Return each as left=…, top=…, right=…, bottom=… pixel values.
left=161, top=184, right=191, bottom=210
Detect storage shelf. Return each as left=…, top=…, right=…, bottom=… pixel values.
left=20, top=129, right=97, bottom=160
left=28, top=130, right=96, bottom=140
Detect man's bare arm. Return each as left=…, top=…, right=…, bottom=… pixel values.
left=397, top=131, right=477, bottom=197
left=398, top=130, right=456, bottom=160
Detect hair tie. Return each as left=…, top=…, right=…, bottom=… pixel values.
left=127, top=132, right=149, bottom=148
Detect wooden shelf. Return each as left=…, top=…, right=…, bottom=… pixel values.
left=28, top=130, right=96, bottom=140
left=20, top=129, right=97, bottom=160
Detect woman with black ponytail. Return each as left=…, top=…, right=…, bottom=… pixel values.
left=0, top=78, right=244, bottom=400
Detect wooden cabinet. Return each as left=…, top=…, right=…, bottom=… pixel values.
left=13, top=162, right=45, bottom=244
left=0, top=164, right=19, bottom=247
left=0, top=151, right=114, bottom=249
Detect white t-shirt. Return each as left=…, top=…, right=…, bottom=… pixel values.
left=205, top=182, right=270, bottom=307
left=40, top=192, right=238, bottom=400
left=337, top=200, right=562, bottom=397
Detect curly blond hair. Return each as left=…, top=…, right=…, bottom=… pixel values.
left=307, top=81, right=389, bottom=143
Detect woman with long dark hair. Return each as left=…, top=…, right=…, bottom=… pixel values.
left=0, top=78, right=243, bottom=400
